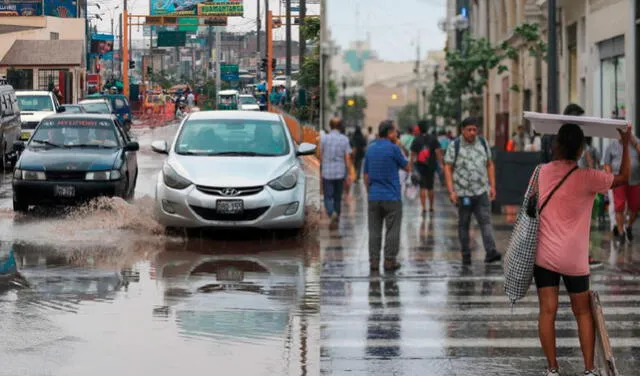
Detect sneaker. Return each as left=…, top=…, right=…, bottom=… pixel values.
left=584, top=369, right=600, bottom=376
left=589, top=257, right=603, bottom=269
left=545, top=369, right=559, bottom=376
left=383, top=259, right=401, bottom=271
left=626, top=226, right=633, bottom=241
left=613, top=225, right=620, bottom=237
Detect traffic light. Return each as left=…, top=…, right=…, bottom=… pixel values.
left=146, top=66, right=153, bottom=75
left=261, top=58, right=268, bottom=71
left=129, top=60, right=135, bottom=69
left=271, top=58, right=276, bottom=70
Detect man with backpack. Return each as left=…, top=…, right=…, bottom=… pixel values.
left=410, top=120, right=443, bottom=214
left=443, top=117, right=502, bottom=265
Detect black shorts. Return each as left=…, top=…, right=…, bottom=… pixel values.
left=416, top=165, right=435, bottom=190
left=533, top=264, right=590, bottom=294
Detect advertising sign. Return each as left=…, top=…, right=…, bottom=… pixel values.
left=90, top=33, right=114, bottom=57
left=44, top=0, right=77, bottom=17
left=150, top=0, right=242, bottom=16
left=0, top=0, right=42, bottom=16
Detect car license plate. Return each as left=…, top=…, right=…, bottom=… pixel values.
left=216, top=199, right=243, bottom=214
left=20, top=132, right=30, bottom=140
left=217, top=266, right=244, bottom=282
left=54, top=185, right=75, bottom=198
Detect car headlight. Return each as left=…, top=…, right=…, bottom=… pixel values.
left=268, top=166, right=299, bottom=190
left=86, top=170, right=122, bottom=181
left=13, top=169, right=46, bottom=181
left=163, top=163, right=192, bottom=190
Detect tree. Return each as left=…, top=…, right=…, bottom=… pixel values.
left=297, top=17, right=321, bottom=125
left=396, top=103, right=419, bottom=131
left=428, top=82, right=457, bottom=124
left=340, top=95, right=367, bottom=128
left=508, top=23, right=547, bottom=93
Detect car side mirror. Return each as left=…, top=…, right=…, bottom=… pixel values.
left=296, top=142, right=317, bottom=156
left=13, top=141, right=25, bottom=152
left=151, top=140, right=168, bottom=154
left=124, top=141, right=139, bottom=151
left=57, top=106, right=66, bottom=113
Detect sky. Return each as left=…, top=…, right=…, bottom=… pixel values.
left=327, top=0, right=447, bottom=62
left=91, top=0, right=320, bottom=41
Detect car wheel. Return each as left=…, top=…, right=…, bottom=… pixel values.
left=13, top=198, right=28, bottom=213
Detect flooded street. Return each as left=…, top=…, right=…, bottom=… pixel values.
left=0, top=123, right=320, bottom=376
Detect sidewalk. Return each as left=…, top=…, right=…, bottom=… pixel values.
left=320, top=182, right=640, bottom=375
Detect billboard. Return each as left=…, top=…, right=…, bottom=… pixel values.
left=45, top=0, right=77, bottom=17
left=0, top=0, right=42, bottom=16
left=90, top=34, right=114, bottom=58
left=150, top=0, right=243, bottom=16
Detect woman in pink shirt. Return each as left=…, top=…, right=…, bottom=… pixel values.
left=535, top=123, right=631, bottom=376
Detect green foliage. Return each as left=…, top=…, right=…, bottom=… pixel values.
left=430, top=23, right=546, bottom=122
left=328, top=80, right=338, bottom=104
left=397, top=103, right=419, bottom=131
left=301, top=17, right=320, bottom=43
left=340, top=95, right=367, bottom=122
left=150, top=70, right=175, bottom=89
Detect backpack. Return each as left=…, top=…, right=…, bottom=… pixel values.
left=416, top=135, right=434, bottom=164
left=452, top=136, right=490, bottom=169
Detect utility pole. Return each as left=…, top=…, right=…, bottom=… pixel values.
left=208, top=25, right=213, bottom=80
left=266, top=10, right=274, bottom=111
left=122, top=7, right=129, bottom=98
left=119, top=13, right=123, bottom=79
left=285, top=0, right=292, bottom=93
left=299, top=0, right=306, bottom=68
left=547, top=0, right=558, bottom=114
left=215, top=27, right=221, bottom=101
left=415, top=32, right=421, bottom=120
left=256, top=0, right=261, bottom=58
left=319, top=0, right=327, bottom=130
left=111, top=17, right=115, bottom=78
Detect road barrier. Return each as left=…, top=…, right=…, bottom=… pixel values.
left=132, top=101, right=178, bottom=128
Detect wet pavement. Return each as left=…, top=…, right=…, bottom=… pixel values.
left=0, top=122, right=321, bottom=376
left=320, top=183, right=640, bottom=376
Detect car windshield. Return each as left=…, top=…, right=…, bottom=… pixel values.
left=175, top=119, right=289, bottom=156
left=80, top=102, right=111, bottom=113
left=17, top=95, right=53, bottom=112
left=30, top=118, right=119, bottom=148
left=240, top=96, right=257, bottom=105
left=219, top=95, right=237, bottom=105
left=64, top=106, right=83, bottom=113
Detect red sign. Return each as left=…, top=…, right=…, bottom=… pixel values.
left=87, top=74, right=100, bottom=85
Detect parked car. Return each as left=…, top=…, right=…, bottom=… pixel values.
left=12, top=113, right=139, bottom=212
left=61, top=104, right=85, bottom=114
left=0, top=81, right=21, bottom=168
left=150, top=111, right=316, bottom=231
left=84, top=93, right=133, bottom=130
left=238, top=94, right=261, bottom=111
left=79, top=98, right=113, bottom=114
left=15, top=90, right=62, bottom=141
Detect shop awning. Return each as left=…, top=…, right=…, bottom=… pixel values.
left=0, top=40, right=83, bottom=67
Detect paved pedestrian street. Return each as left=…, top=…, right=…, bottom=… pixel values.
left=320, top=183, right=640, bottom=375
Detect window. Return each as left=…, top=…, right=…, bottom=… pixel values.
left=601, top=56, right=625, bottom=119
left=38, top=69, right=67, bottom=91
left=50, top=32, right=59, bottom=40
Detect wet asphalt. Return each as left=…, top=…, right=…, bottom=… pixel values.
left=0, top=122, right=321, bottom=376
left=321, top=183, right=640, bottom=376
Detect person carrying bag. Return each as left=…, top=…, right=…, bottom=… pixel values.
left=504, top=123, right=631, bottom=376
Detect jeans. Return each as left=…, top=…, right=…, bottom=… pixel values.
left=458, top=192, right=498, bottom=258
left=323, top=178, right=344, bottom=217
left=368, top=201, right=403, bottom=261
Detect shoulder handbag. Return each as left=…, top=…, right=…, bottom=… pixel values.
left=504, top=164, right=578, bottom=305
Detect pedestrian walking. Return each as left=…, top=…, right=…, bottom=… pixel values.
left=320, top=118, right=352, bottom=225
left=366, top=126, right=376, bottom=145
left=603, top=127, right=640, bottom=243
left=363, top=120, right=411, bottom=272
left=410, top=120, right=443, bottom=214
left=351, top=126, right=367, bottom=181
left=443, top=117, right=502, bottom=265
left=534, top=123, right=630, bottom=376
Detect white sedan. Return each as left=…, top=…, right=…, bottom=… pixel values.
left=151, top=111, right=317, bottom=230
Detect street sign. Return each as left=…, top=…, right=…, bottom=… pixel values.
left=197, top=1, right=244, bottom=16
left=220, top=64, right=239, bottom=81
left=291, top=7, right=300, bottom=12
left=204, top=16, right=228, bottom=26
left=178, top=17, right=199, bottom=32
left=157, top=31, right=187, bottom=47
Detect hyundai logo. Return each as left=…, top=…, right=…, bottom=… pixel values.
left=221, top=188, right=240, bottom=196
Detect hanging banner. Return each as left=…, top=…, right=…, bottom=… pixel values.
left=151, top=0, right=242, bottom=16
left=45, top=0, right=78, bottom=18
left=0, top=0, right=43, bottom=16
